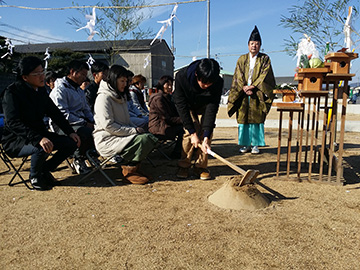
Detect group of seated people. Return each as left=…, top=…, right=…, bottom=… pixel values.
left=0, top=56, right=184, bottom=190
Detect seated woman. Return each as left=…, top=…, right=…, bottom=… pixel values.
left=93, top=65, right=158, bottom=184
left=148, top=75, right=184, bottom=159
left=129, top=74, right=149, bottom=116
left=1, top=56, right=80, bottom=190
left=126, top=70, right=149, bottom=131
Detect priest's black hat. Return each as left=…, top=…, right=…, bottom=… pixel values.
left=248, top=25, right=261, bottom=45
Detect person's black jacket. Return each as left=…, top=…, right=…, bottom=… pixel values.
left=1, top=80, right=75, bottom=157
left=85, top=81, right=99, bottom=113
left=173, top=60, right=224, bottom=136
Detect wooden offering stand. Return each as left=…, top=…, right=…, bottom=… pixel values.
left=325, top=52, right=357, bottom=74
left=322, top=52, right=358, bottom=184
left=272, top=101, right=304, bottom=179
left=297, top=67, right=330, bottom=91
left=273, top=89, right=296, bottom=102
left=273, top=51, right=358, bottom=185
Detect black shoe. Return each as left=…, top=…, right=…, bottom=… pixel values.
left=30, top=177, right=52, bottom=191
left=42, top=171, right=61, bottom=186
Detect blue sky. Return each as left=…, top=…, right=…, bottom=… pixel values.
left=1, top=0, right=360, bottom=82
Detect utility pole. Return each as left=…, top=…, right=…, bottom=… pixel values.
left=171, top=15, right=175, bottom=54
left=207, top=0, right=210, bottom=58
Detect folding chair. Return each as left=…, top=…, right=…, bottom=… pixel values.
left=0, top=145, right=32, bottom=189
left=7, top=155, right=31, bottom=189
left=76, top=149, right=125, bottom=186
left=146, top=139, right=175, bottom=167
left=0, top=124, right=32, bottom=189
left=0, top=126, right=11, bottom=175
left=64, top=157, right=77, bottom=174
left=0, top=143, right=11, bottom=175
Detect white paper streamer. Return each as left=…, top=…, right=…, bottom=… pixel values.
left=150, top=4, right=179, bottom=45
left=76, top=7, right=99, bottom=41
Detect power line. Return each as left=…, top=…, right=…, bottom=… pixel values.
left=0, top=29, right=48, bottom=43
left=0, top=0, right=206, bottom=11
left=0, top=36, right=27, bottom=44
left=0, top=23, right=67, bottom=43
left=175, top=49, right=297, bottom=59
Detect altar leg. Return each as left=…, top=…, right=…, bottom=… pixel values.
left=276, top=110, right=283, bottom=177
left=287, top=111, right=293, bottom=178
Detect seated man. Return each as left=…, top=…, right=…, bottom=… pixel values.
left=1, top=56, right=80, bottom=190
left=43, top=70, right=59, bottom=129
left=45, top=70, right=58, bottom=94
left=49, top=60, right=95, bottom=174
left=85, top=61, right=109, bottom=112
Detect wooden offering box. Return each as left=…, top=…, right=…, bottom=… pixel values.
left=324, top=52, right=358, bottom=74
left=272, top=100, right=304, bottom=110
left=294, top=73, right=304, bottom=91
left=297, top=67, right=330, bottom=91
left=273, top=89, right=296, bottom=102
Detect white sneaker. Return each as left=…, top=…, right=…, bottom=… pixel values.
left=72, top=159, right=92, bottom=175
left=109, top=154, right=123, bottom=164
left=251, top=146, right=260, bottom=154
left=239, top=146, right=250, bottom=153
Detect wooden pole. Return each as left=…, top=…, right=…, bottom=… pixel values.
left=276, top=110, right=283, bottom=177
left=287, top=111, right=293, bottom=177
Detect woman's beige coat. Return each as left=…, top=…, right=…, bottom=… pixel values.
left=93, top=80, right=137, bottom=157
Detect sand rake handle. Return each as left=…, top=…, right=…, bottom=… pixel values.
left=207, top=149, right=246, bottom=175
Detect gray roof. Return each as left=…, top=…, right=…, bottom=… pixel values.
left=275, top=76, right=297, bottom=85
left=14, top=39, right=171, bottom=54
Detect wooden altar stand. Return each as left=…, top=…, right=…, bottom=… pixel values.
left=272, top=101, right=304, bottom=179
left=273, top=52, right=357, bottom=185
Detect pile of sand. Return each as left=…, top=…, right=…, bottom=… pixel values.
left=208, top=175, right=270, bottom=210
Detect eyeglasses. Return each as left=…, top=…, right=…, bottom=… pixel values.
left=28, top=70, right=46, bottom=76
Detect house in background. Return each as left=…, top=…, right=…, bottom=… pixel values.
left=275, top=76, right=298, bottom=86
left=14, top=39, right=174, bottom=88
left=220, top=70, right=234, bottom=94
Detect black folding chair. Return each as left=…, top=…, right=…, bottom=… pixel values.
left=7, top=155, right=31, bottom=189
left=1, top=145, right=32, bottom=189
left=146, top=139, right=175, bottom=167
left=76, top=149, right=126, bottom=186
left=0, top=125, right=32, bottom=189
left=0, top=143, right=11, bottom=175
left=0, top=126, right=11, bottom=175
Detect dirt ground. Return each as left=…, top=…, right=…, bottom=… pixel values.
left=1, top=109, right=360, bottom=269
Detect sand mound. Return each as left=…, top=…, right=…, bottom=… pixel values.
left=208, top=176, right=270, bottom=210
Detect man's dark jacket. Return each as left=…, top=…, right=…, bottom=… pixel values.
left=1, top=80, right=75, bottom=157
left=85, top=81, right=99, bottom=113
left=173, top=60, right=224, bottom=136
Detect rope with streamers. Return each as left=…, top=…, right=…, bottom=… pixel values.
left=0, top=0, right=206, bottom=11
